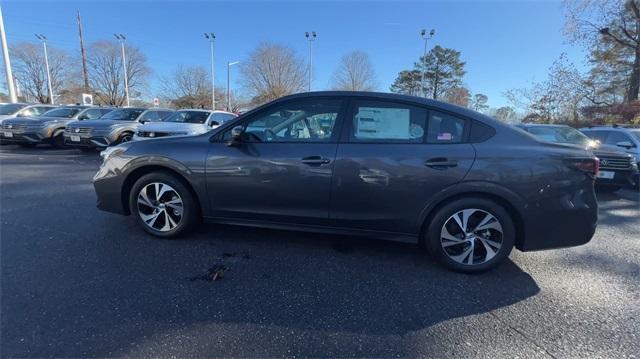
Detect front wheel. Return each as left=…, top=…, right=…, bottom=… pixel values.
left=117, top=132, right=133, bottom=145
left=129, top=172, right=200, bottom=238
left=51, top=133, right=66, bottom=149
left=425, top=198, right=515, bottom=273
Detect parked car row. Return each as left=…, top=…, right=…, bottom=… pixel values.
left=0, top=103, right=237, bottom=149
left=516, top=124, right=639, bottom=191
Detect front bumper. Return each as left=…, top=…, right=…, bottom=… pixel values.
left=64, top=133, right=117, bottom=148
left=0, top=128, right=51, bottom=144
left=595, top=167, right=638, bottom=187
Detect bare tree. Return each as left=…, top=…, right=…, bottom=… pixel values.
left=240, top=42, right=307, bottom=105
left=10, top=42, right=70, bottom=103
left=160, top=65, right=217, bottom=108
left=331, top=51, right=378, bottom=91
left=87, top=41, right=150, bottom=106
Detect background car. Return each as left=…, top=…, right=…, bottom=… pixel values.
left=517, top=124, right=638, bottom=192
left=94, top=92, right=599, bottom=273
left=136, top=108, right=175, bottom=123
left=133, top=109, right=237, bottom=140
left=0, top=106, right=101, bottom=148
left=64, top=107, right=148, bottom=149
left=0, top=103, right=57, bottom=124
left=581, top=125, right=640, bottom=171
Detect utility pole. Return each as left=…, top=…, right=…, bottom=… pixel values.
left=420, top=28, right=435, bottom=98
left=227, top=61, right=239, bottom=112
left=77, top=10, right=89, bottom=91
left=204, top=32, right=215, bottom=110
left=0, top=6, right=17, bottom=103
left=114, top=34, right=130, bottom=107
left=305, top=31, right=316, bottom=92
left=35, top=34, right=54, bottom=104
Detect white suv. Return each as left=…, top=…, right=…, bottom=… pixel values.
left=133, top=110, right=237, bottom=140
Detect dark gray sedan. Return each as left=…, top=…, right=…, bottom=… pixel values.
left=94, top=92, right=598, bottom=272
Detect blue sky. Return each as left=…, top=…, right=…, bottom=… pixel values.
left=2, top=0, right=585, bottom=107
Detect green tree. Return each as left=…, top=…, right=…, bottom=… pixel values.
left=470, top=93, right=489, bottom=112
left=389, top=70, right=422, bottom=96
left=416, top=45, right=466, bottom=100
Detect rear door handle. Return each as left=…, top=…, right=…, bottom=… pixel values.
left=425, top=157, right=458, bottom=169
left=301, top=156, right=331, bottom=165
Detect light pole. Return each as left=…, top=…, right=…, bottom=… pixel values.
left=227, top=61, right=240, bottom=112
left=114, top=34, right=130, bottom=106
left=204, top=32, right=216, bottom=110
left=0, top=6, right=17, bottom=103
left=34, top=34, right=54, bottom=104
left=305, top=31, right=316, bottom=92
left=420, top=28, right=435, bottom=98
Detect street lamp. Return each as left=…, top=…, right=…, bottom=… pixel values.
left=204, top=32, right=216, bottom=110
left=305, top=31, right=317, bottom=92
left=113, top=34, right=130, bottom=107
left=420, top=28, right=435, bottom=98
left=35, top=34, right=54, bottom=104
left=227, top=61, right=240, bottom=112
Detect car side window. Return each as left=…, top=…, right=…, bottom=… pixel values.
left=84, top=109, right=103, bottom=119
left=350, top=101, right=427, bottom=143
left=426, top=110, right=467, bottom=144
left=582, top=130, right=608, bottom=142
left=226, top=99, right=342, bottom=143
left=606, top=131, right=632, bottom=145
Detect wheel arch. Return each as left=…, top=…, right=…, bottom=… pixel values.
left=417, top=185, right=526, bottom=250
left=121, top=165, right=202, bottom=217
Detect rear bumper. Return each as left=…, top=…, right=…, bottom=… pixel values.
left=517, top=180, right=598, bottom=251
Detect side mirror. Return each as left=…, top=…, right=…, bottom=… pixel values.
left=78, top=115, right=89, bottom=120
left=209, top=121, right=220, bottom=128
left=139, top=119, right=149, bottom=124
left=227, top=126, right=244, bottom=147
left=616, top=141, right=635, bottom=149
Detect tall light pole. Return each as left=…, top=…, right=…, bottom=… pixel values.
left=0, top=6, right=17, bottom=103
left=227, top=61, right=240, bottom=112
left=420, top=28, right=435, bottom=98
left=305, top=31, right=316, bottom=92
left=204, top=32, right=216, bottom=110
left=114, top=34, right=130, bottom=107
left=35, top=34, right=54, bottom=104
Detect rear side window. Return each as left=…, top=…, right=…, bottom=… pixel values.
left=426, top=111, right=466, bottom=144
left=350, top=100, right=427, bottom=143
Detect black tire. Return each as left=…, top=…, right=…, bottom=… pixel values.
left=80, top=147, right=95, bottom=153
left=596, top=185, right=622, bottom=193
left=18, top=143, right=36, bottom=148
left=129, top=172, right=200, bottom=238
left=425, top=198, right=515, bottom=273
left=51, top=132, right=66, bottom=149
left=117, top=132, right=133, bottom=145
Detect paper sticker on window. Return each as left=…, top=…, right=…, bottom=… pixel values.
left=355, top=107, right=411, bottom=139
left=437, top=132, right=452, bottom=141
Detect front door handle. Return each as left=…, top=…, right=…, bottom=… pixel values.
left=301, top=156, right=331, bottom=165
left=425, top=157, right=458, bottom=169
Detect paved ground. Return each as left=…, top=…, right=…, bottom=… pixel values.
left=1, top=144, right=638, bottom=358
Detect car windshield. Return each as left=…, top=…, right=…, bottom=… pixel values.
left=527, top=126, right=591, bottom=146
left=163, top=111, right=211, bottom=124
left=100, top=109, right=145, bottom=121
left=0, top=104, right=26, bottom=115
left=41, top=107, right=82, bottom=118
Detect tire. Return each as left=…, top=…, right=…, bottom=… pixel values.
left=116, top=132, right=133, bottom=145
left=129, top=172, right=200, bottom=238
left=18, top=143, right=36, bottom=148
left=51, top=132, right=66, bottom=149
left=425, top=198, right=515, bottom=273
left=80, top=147, right=95, bottom=153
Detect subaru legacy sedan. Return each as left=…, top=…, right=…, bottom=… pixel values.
left=94, top=92, right=598, bottom=273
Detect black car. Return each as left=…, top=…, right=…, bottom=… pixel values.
left=94, top=92, right=598, bottom=273
left=517, top=124, right=638, bottom=192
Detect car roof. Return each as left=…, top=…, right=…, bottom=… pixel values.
left=517, top=123, right=569, bottom=128
left=212, top=110, right=236, bottom=115
left=176, top=109, right=212, bottom=112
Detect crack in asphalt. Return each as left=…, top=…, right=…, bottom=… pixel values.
left=488, top=311, right=557, bottom=359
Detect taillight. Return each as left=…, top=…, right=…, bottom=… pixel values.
left=564, top=157, right=599, bottom=177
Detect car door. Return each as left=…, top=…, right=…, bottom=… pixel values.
left=329, top=99, right=476, bottom=235
left=205, top=97, right=346, bottom=225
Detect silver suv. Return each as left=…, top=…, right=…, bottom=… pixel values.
left=580, top=126, right=640, bottom=184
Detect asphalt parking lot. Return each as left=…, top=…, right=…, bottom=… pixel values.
left=1, top=144, right=639, bottom=358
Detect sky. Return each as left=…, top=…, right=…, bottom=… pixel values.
left=1, top=0, right=587, bottom=108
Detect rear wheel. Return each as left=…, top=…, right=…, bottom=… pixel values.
left=425, top=198, right=515, bottom=273
left=51, top=132, right=66, bottom=149
left=129, top=172, right=200, bottom=238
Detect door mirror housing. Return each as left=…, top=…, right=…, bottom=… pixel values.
left=210, top=120, right=220, bottom=127
left=616, top=141, right=635, bottom=149
left=227, top=126, right=244, bottom=147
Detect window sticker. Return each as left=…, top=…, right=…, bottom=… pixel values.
left=437, top=132, right=452, bottom=141
left=355, top=107, right=411, bottom=139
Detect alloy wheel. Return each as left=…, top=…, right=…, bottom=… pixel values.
left=440, top=208, right=503, bottom=266
left=136, top=182, right=184, bottom=232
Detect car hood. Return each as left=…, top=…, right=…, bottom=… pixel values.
left=3, top=116, right=75, bottom=126
left=138, top=122, right=209, bottom=134
left=68, top=119, right=136, bottom=129
left=592, top=147, right=633, bottom=159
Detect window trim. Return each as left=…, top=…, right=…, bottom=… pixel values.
left=212, top=96, right=348, bottom=144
